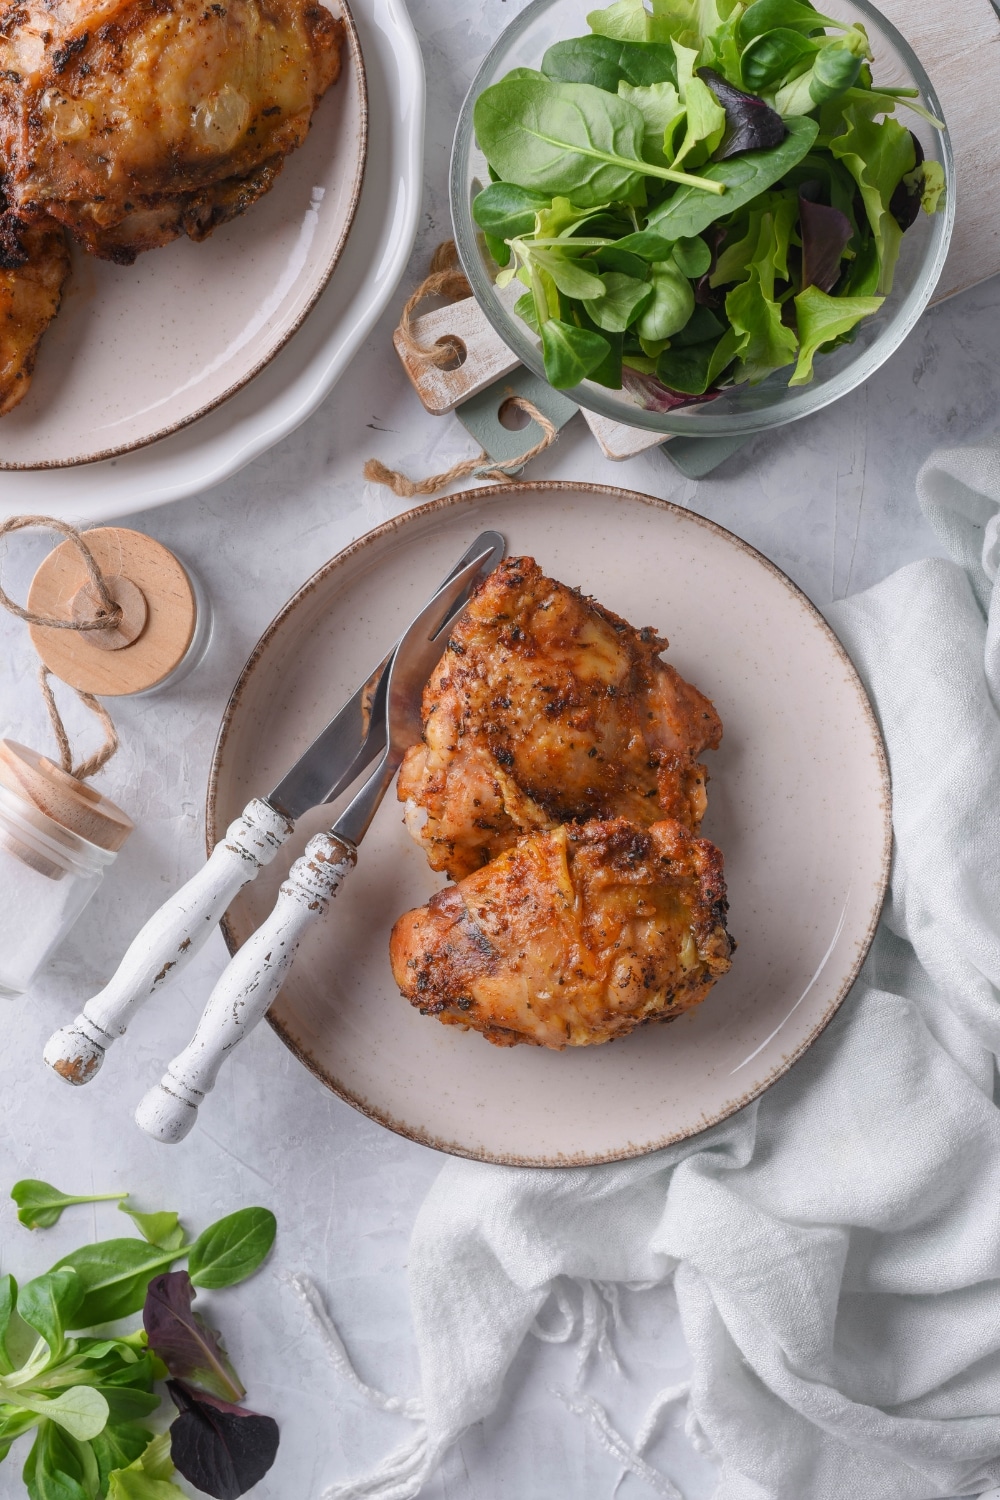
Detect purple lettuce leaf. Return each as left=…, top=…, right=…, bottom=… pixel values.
left=168, top=1379, right=279, bottom=1500
left=143, top=1272, right=245, bottom=1403
left=699, top=68, right=787, bottom=159
left=798, top=183, right=853, bottom=293
left=621, top=366, right=723, bottom=412
left=890, top=131, right=924, bottom=231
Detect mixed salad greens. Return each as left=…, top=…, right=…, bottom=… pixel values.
left=471, top=0, right=946, bottom=405
left=1, top=1181, right=278, bottom=1500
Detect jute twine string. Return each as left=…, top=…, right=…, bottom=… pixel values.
left=393, top=240, right=472, bottom=368
left=364, top=395, right=558, bottom=498
left=0, top=515, right=120, bottom=780
left=364, top=241, right=559, bottom=498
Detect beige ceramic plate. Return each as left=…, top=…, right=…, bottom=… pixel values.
left=0, top=0, right=367, bottom=471
left=208, top=484, right=891, bottom=1165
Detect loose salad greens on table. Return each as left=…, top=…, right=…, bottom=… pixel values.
left=1, top=1181, right=278, bottom=1500
left=471, top=0, right=946, bottom=404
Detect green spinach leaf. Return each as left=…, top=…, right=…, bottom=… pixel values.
left=647, top=114, right=818, bottom=237
left=187, top=1208, right=276, bottom=1290
left=672, top=303, right=727, bottom=345
left=53, top=1242, right=182, bottom=1327
left=657, top=322, right=739, bottom=391
left=614, top=229, right=677, bottom=259
left=22, top=1422, right=90, bottom=1500
left=472, top=183, right=551, bottom=241
left=739, top=0, right=845, bottom=44
left=474, top=76, right=725, bottom=209
left=91, top=1423, right=153, bottom=1493
left=543, top=35, right=678, bottom=91
left=740, top=27, right=817, bottom=91
left=593, top=244, right=649, bottom=276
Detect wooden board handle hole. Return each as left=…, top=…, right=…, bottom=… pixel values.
left=435, top=336, right=467, bottom=370
left=498, top=397, right=533, bottom=432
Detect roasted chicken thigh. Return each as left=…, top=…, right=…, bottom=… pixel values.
left=397, top=556, right=722, bottom=881
left=390, top=817, right=733, bottom=1049
left=0, top=0, right=343, bottom=262
left=0, top=202, right=70, bottom=412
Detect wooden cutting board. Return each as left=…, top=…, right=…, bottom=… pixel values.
left=875, top=0, right=1000, bottom=301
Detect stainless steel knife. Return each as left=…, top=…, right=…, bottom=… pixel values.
left=265, top=530, right=504, bottom=820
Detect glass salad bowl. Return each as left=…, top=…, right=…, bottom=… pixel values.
left=449, top=0, right=955, bottom=438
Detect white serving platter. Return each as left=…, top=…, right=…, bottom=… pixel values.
left=208, top=482, right=891, bottom=1166
left=0, top=0, right=424, bottom=516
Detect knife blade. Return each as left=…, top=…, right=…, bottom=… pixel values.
left=266, top=528, right=505, bottom=820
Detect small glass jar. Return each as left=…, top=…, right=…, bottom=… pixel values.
left=0, top=742, right=132, bottom=997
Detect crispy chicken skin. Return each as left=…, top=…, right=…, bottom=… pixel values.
left=0, top=203, right=70, bottom=412
left=390, top=817, right=733, bottom=1049
left=0, top=0, right=343, bottom=262
left=397, top=556, right=722, bottom=881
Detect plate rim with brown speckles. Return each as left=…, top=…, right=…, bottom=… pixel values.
left=206, top=482, right=892, bottom=1166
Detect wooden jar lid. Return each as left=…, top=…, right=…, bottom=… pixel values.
left=0, top=739, right=133, bottom=851
left=27, top=527, right=197, bottom=696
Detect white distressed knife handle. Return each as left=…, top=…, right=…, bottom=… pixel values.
left=43, top=799, right=292, bottom=1086
left=135, top=832, right=356, bottom=1143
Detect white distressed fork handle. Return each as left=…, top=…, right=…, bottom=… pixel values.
left=43, top=798, right=292, bottom=1085
left=135, top=832, right=357, bottom=1143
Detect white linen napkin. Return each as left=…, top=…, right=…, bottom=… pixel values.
left=318, top=441, right=1000, bottom=1500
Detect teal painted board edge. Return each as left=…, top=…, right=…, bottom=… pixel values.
left=662, top=434, right=749, bottom=479
left=454, top=367, right=750, bottom=478
left=456, top=368, right=577, bottom=467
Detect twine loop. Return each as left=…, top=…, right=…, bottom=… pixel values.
left=363, top=396, right=557, bottom=499
left=395, top=240, right=473, bottom=369
left=0, top=515, right=121, bottom=780
left=366, top=241, right=561, bottom=498
left=0, top=515, right=123, bottom=632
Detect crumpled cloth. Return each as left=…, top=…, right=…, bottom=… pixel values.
left=326, top=442, right=1000, bottom=1500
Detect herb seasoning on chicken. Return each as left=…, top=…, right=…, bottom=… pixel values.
left=391, top=817, right=733, bottom=1050
left=398, top=555, right=722, bottom=881
left=0, top=200, right=70, bottom=413
left=392, top=558, right=734, bottom=1049
left=0, top=0, right=343, bottom=263
left=0, top=0, right=342, bottom=408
